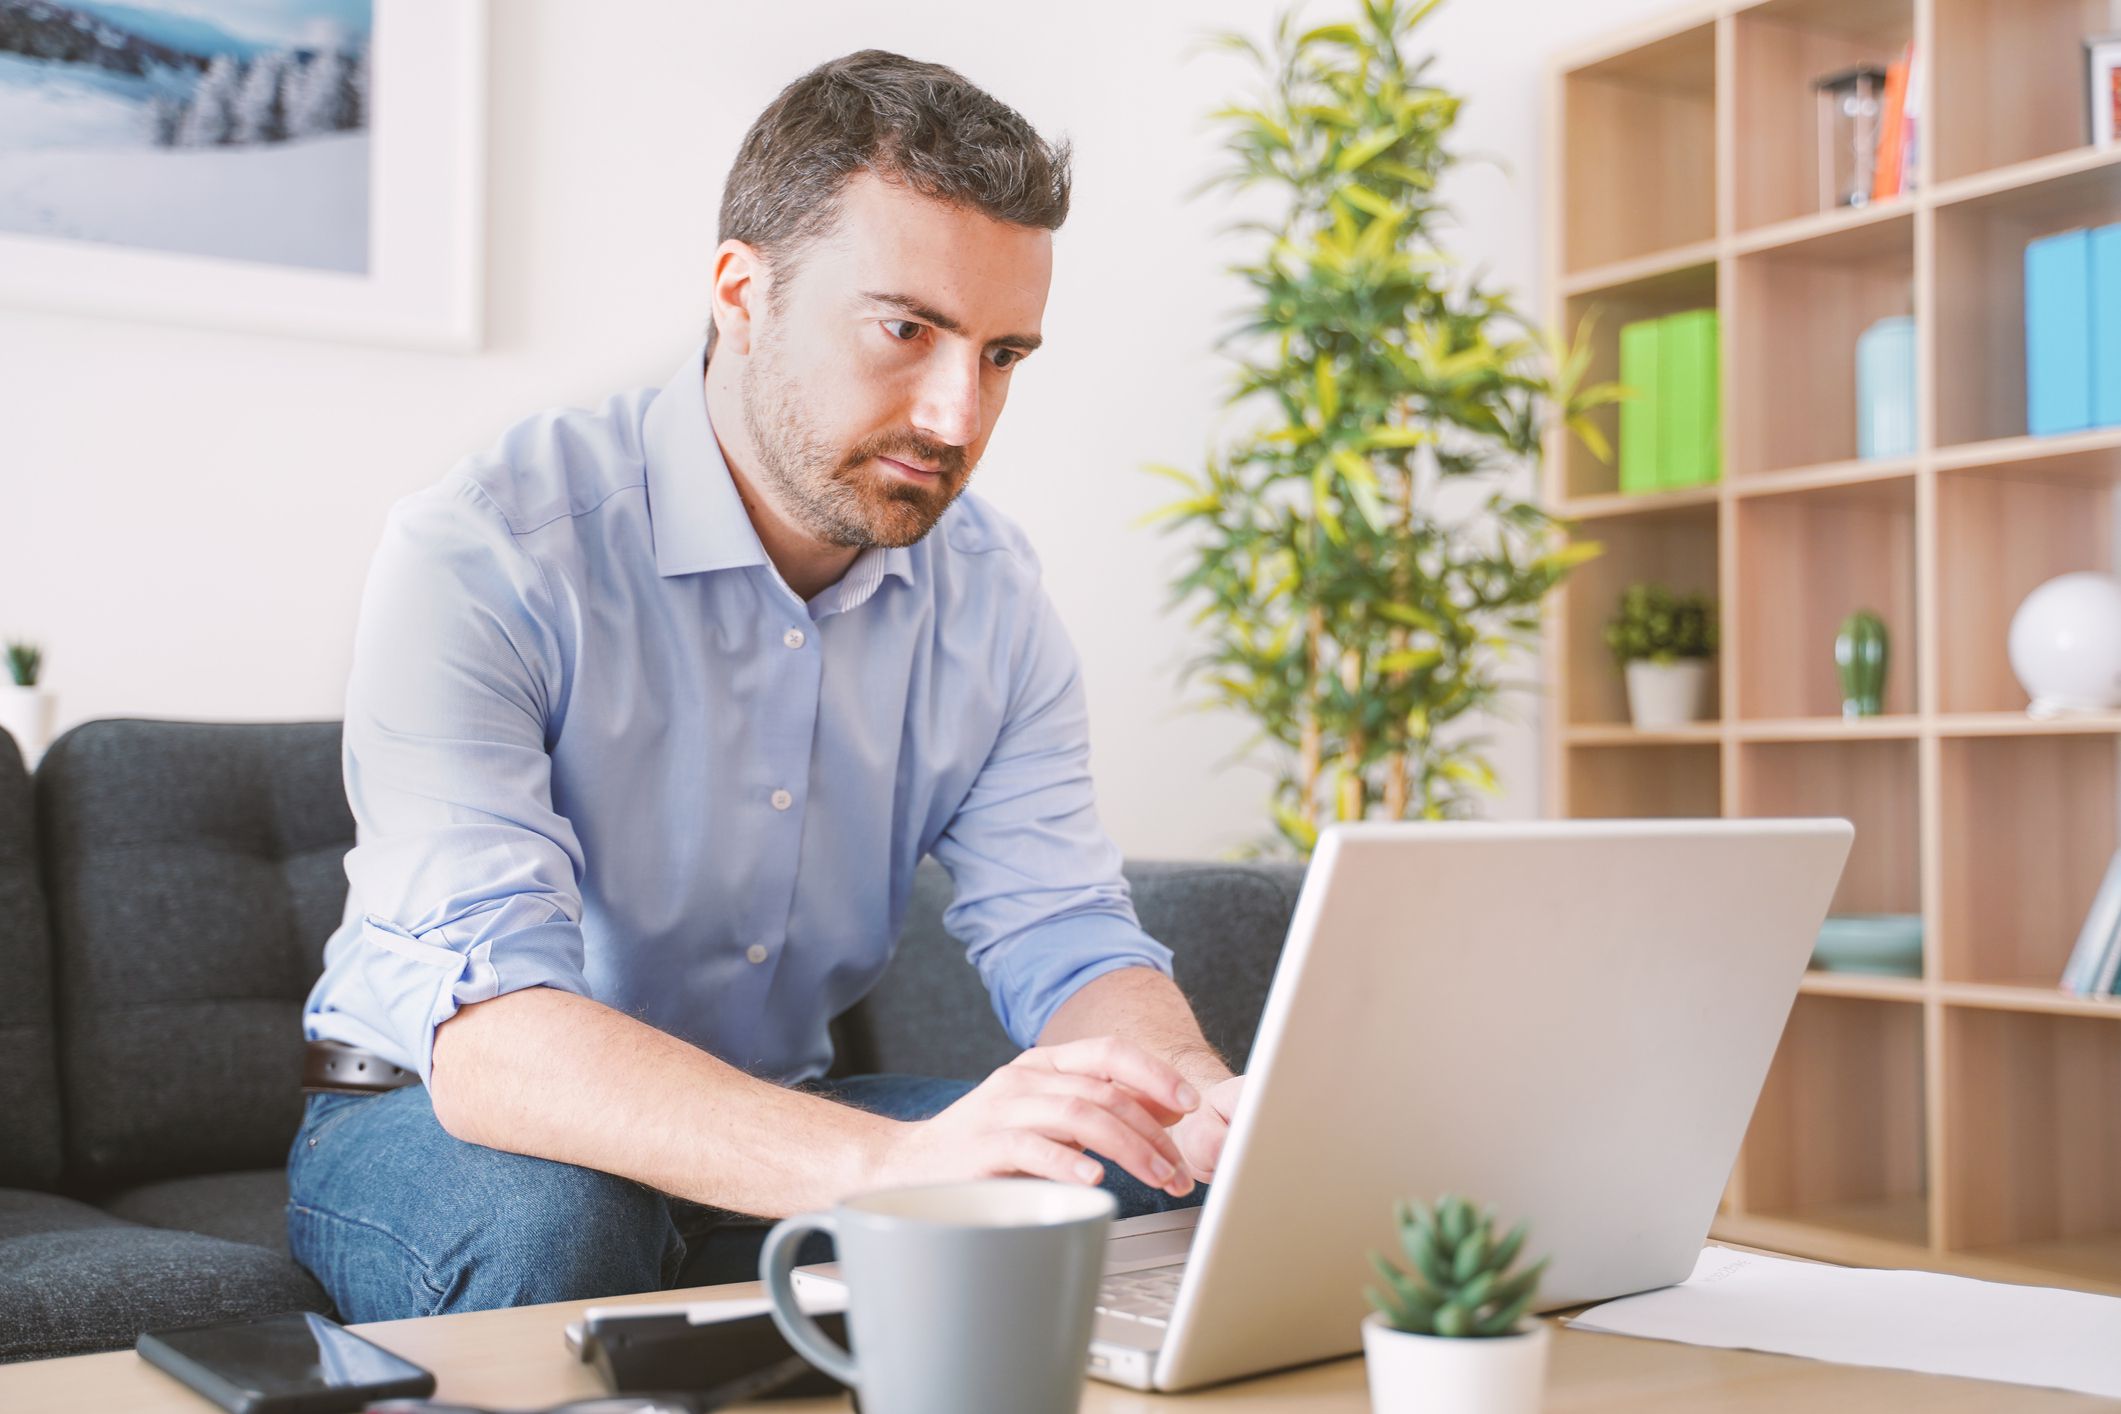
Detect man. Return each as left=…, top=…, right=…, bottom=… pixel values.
left=289, top=50, right=1245, bottom=1322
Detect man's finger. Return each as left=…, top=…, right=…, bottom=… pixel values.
left=1012, top=1097, right=1192, bottom=1197
left=1018, top=1036, right=1198, bottom=1116
left=997, top=1131, right=1107, bottom=1187
left=1023, top=1072, right=1188, bottom=1173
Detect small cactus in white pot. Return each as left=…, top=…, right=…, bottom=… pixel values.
left=1362, top=1195, right=1550, bottom=1414
left=0, top=641, right=54, bottom=768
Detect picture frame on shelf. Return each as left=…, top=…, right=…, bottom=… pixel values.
left=2090, top=33, right=2121, bottom=149
left=0, top=0, right=486, bottom=352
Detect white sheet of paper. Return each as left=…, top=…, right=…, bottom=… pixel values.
left=1566, top=1246, right=2121, bottom=1399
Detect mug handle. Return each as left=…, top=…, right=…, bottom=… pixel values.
left=760, top=1211, right=858, bottom=1389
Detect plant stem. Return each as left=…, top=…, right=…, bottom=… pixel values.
left=1300, top=605, right=1325, bottom=831
left=1338, top=644, right=1365, bottom=820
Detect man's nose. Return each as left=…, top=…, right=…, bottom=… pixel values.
left=909, top=350, right=983, bottom=450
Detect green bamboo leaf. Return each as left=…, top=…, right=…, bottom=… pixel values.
left=1130, top=494, right=1221, bottom=530
left=1315, top=357, right=1340, bottom=420
left=1378, top=648, right=1441, bottom=674
left=1334, top=128, right=1400, bottom=173
left=1336, top=182, right=1399, bottom=220
left=1376, top=602, right=1443, bottom=631
left=1355, top=426, right=1431, bottom=449
left=1142, top=462, right=1201, bottom=489
left=1299, top=21, right=1364, bottom=46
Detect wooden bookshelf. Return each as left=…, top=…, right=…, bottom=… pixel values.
left=1543, top=0, right=2121, bottom=1296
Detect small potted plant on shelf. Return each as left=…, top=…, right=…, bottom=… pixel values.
left=1363, top=1194, right=1550, bottom=1414
left=0, top=640, right=52, bottom=766
left=1605, top=584, right=1718, bottom=729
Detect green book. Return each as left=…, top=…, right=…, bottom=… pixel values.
left=1618, top=316, right=1662, bottom=494
left=1659, top=308, right=1720, bottom=489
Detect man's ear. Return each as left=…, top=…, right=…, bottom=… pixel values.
left=708, top=239, right=767, bottom=357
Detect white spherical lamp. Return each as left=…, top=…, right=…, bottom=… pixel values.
left=2008, top=572, right=2121, bottom=717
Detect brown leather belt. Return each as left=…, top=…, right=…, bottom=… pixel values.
left=303, top=1039, right=420, bottom=1095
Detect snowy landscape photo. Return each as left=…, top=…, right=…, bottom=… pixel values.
left=0, top=0, right=373, bottom=272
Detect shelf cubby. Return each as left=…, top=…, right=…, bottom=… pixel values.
left=1933, top=156, right=2121, bottom=448
left=1567, top=742, right=1723, bottom=818
left=1562, top=499, right=1720, bottom=727
left=1938, top=731, right=2120, bottom=986
left=1558, top=260, right=1719, bottom=501
left=1728, top=211, right=1916, bottom=477
left=1731, top=0, right=1917, bottom=233
left=1737, top=738, right=1921, bottom=918
left=1936, top=457, right=2120, bottom=714
left=1739, top=994, right=1929, bottom=1247
left=1931, top=0, right=2118, bottom=185
left=1560, top=22, right=1718, bottom=274
left=1732, top=476, right=1918, bottom=720
left=1943, top=1006, right=2121, bottom=1288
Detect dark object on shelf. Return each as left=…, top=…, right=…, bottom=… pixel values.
left=569, top=1305, right=849, bottom=1404
left=1811, top=914, right=1923, bottom=976
left=1835, top=610, right=1888, bottom=717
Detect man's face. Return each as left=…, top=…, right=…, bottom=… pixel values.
left=736, top=171, right=1053, bottom=549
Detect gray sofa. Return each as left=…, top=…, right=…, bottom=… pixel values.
left=0, top=719, right=1303, bottom=1363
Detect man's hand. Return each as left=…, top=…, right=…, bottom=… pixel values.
left=1169, top=1074, right=1244, bottom=1185
left=875, top=1037, right=1201, bottom=1199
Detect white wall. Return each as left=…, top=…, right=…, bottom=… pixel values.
left=0, top=0, right=1680, bottom=858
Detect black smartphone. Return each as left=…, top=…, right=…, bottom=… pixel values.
left=137, top=1311, right=436, bottom=1414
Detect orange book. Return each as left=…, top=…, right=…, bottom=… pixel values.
left=1872, top=48, right=1909, bottom=202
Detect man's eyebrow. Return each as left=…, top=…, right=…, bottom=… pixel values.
left=861, top=290, right=1043, bottom=352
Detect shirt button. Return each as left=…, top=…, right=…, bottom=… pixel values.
left=770, top=788, right=793, bottom=811
left=746, top=943, right=769, bottom=965
left=783, top=627, right=806, bottom=649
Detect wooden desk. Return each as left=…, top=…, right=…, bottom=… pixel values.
left=0, top=1278, right=2107, bottom=1413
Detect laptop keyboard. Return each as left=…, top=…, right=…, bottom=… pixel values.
left=1095, top=1264, right=1186, bottom=1327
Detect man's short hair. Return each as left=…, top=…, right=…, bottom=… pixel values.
left=709, top=49, right=1070, bottom=347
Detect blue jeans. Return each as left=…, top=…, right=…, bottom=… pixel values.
left=286, top=1074, right=1204, bottom=1322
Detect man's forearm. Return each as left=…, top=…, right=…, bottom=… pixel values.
left=428, top=986, right=895, bottom=1218
left=1038, top=967, right=1233, bottom=1095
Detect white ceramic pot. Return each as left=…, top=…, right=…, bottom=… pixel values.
left=2007, top=572, right=2121, bottom=717
left=1623, top=658, right=1712, bottom=729
left=1362, top=1312, right=1550, bottom=1414
left=0, top=685, right=53, bottom=767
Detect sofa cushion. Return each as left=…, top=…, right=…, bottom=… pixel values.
left=0, top=730, right=63, bottom=1191
left=0, top=1188, right=328, bottom=1362
left=103, top=1169, right=294, bottom=1256
left=832, top=859, right=1305, bottom=1080
left=39, top=720, right=352, bottom=1189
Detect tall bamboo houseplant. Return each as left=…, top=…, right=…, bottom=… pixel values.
left=1150, top=0, right=1612, bottom=853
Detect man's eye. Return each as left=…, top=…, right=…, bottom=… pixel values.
left=989, top=347, right=1022, bottom=370
left=883, top=319, right=924, bottom=342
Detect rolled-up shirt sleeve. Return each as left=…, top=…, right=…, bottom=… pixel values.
left=308, top=480, right=590, bottom=1082
left=930, top=583, right=1173, bottom=1049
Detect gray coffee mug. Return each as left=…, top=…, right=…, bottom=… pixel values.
left=760, top=1178, right=1115, bottom=1414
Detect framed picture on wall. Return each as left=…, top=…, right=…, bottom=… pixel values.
left=2091, top=34, right=2121, bottom=148
left=0, top=0, right=485, bottom=351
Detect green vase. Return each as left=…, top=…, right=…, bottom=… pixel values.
left=1836, top=610, right=1888, bottom=717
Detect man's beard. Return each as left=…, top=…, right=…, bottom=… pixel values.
left=738, top=333, right=972, bottom=550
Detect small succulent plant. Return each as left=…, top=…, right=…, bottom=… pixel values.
left=1366, top=1194, right=1548, bottom=1338
left=4, top=641, right=40, bottom=689
left=1605, top=583, right=1718, bottom=668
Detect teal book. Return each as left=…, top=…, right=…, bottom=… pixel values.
left=2026, top=228, right=2091, bottom=436
left=1618, top=317, right=1662, bottom=494
left=2092, top=223, right=2121, bottom=428
left=1659, top=309, right=1720, bottom=488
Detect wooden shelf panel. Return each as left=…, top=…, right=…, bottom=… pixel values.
left=1558, top=263, right=1719, bottom=501
left=1562, top=504, right=1720, bottom=727
left=1730, top=0, right=1913, bottom=233
left=1561, top=21, right=1718, bottom=274
left=1935, top=711, right=2121, bottom=738
left=1732, top=714, right=1920, bottom=740
left=1737, top=738, right=1920, bottom=915
left=1728, top=212, right=1915, bottom=478
left=1802, top=970, right=1927, bottom=1002
left=1942, top=1008, right=2121, bottom=1263
left=1732, top=477, right=1917, bottom=719
left=1941, top=983, right=2121, bottom=1019
left=1564, top=722, right=1723, bottom=746
left=1936, top=468, right=2116, bottom=714
left=1561, top=239, right=1722, bottom=298
left=1933, top=425, right=2121, bottom=475
left=1938, top=733, right=2119, bottom=985
left=1739, top=993, right=1928, bottom=1223
left=1564, top=742, right=1723, bottom=818
left=1931, top=0, right=2119, bottom=185
left=1933, top=152, right=2121, bottom=447
left=1727, top=455, right=1916, bottom=499
left=1557, top=485, right=1721, bottom=522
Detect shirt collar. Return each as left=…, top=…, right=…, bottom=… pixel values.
left=641, top=342, right=917, bottom=603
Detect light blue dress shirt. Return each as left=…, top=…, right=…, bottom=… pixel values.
left=304, top=344, right=1172, bottom=1084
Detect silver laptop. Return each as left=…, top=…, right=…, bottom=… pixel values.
left=797, top=817, right=1854, bottom=1392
